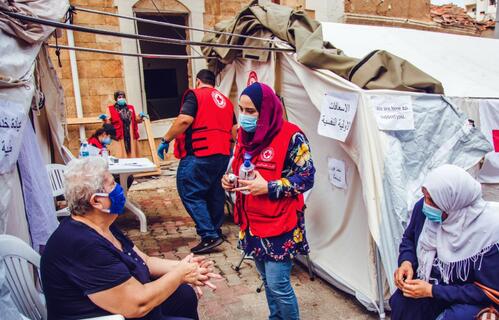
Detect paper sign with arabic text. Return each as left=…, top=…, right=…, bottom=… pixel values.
left=317, top=91, right=359, bottom=142
left=327, top=158, right=347, bottom=189
left=0, top=100, right=28, bottom=174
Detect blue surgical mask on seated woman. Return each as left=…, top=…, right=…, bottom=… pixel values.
left=239, top=114, right=258, bottom=133
left=94, top=183, right=127, bottom=215
left=422, top=201, right=443, bottom=223
left=102, top=137, right=112, bottom=145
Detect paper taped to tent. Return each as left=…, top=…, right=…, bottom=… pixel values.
left=204, top=2, right=499, bottom=313
left=1, top=0, right=499, bottom=317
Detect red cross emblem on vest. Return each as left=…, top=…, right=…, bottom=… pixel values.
left=211, top=91, right=226, bottom=108
left=261, top=147, right=274, bottom=162
left=247, top=71, right=258, bottom=86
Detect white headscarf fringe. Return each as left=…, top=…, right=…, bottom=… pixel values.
left=418, top=242, right=499, bottom=284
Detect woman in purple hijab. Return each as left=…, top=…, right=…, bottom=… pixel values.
left=222, top=82, right=315, bottom=320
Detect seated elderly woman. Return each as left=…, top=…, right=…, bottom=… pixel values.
left=41, top=157, right=220, bottom=320
left=390, top=165, right=499, bottom=320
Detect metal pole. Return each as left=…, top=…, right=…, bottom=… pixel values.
left=495, top=2, right=499, bottom=39
left=66, top=25, right=86, bottom=143
left=375, top=247, right=386, bottom=319
left=0, top=10, right=294, bottom=53
left=46, top=44, right=214, bottom=59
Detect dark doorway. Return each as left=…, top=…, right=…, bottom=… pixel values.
left=136, top=13, right=189, bottom=121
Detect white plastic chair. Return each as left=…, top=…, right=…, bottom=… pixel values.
left=0, top=235, right=124, bottom=320
left=0, top=235, right=46, bottom=320
left=45, top=164, right=70, bottom=217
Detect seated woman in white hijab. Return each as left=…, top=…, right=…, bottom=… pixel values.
left=389, top=165, right=499, bottom=320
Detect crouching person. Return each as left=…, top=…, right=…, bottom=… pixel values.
left=41, top=157, right=220, bottom=320
left=390, top=165, right=499, bottom=320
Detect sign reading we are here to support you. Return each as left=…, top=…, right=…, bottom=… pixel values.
left=370, top=94, right=415, bottom=131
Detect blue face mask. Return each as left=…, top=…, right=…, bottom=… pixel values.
left=95, top=183, right=126, bottom=215
left=239, top=114, right=258, bottom=133
left=116, top=98, right=126, bottom=107
left=102, top=137, right=112, bottom=145
left=422, top=202, right=443, bottom=223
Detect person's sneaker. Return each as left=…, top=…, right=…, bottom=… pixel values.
left=190, top=237, right=223, bottom=254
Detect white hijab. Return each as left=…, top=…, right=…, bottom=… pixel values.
left=417, top=165, right=499, bottom=284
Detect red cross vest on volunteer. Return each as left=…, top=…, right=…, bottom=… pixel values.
left=174, top=87, right=234, bottom=159
left=87, top=136, right=103, bottom=151
left=107, top=104, right=139, bottom=140
left=232, top=121, right=305, bottom=238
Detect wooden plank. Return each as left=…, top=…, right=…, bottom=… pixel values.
left=142, top=118, right=161, bottom=171
left=134, top=168, right=162, bottom=178
left=136, top=117, right=162, bottom=178
left=66, top=117, right=101, bottom=125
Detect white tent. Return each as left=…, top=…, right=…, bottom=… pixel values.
left=322, top=22, right=499, bottom=98
left=216, top=24, right=499, bottom=316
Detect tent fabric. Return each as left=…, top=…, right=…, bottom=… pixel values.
left=17, top=124, right=58, bottom=252
left=322, top=22, right=499, bottom=98
left=0, top=0, right=68, bottom=88
left=0, top=0, right=68, bottom=44
left=216, top=51, right=491, bottom=309
left=476, top=100, right=499, bottom=183
left=37, top=46, right=67, bottom=158
left=0, top=167, right=30, bottom=241
left=202, top=1, right=443, bottom=94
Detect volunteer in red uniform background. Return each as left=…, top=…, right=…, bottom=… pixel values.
left=99, top=90, right=148, bottom=158
left=88, top=124, right=116, bottom=152
left=158, top=69, right=237, bottom=254
left=221, top=82, right=315, bottom=320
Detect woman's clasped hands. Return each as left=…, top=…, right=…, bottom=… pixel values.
left=393, top=261, right=432, bottom=299
left=178, top=253, right=223, bottom=297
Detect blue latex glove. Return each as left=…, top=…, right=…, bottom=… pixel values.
left=139, top=112, right=149, bottom=119
left=98, top=114, right=107, bottom=120
left=157, top=140, right=169, bottom=160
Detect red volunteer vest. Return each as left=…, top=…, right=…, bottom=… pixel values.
left=174, top=87, right=234, bottom=159
left=88, top=136, right=103, bottom=150
left=107, top=104, right=139, bottom=140
left=232, top=121, right=305, bottom=238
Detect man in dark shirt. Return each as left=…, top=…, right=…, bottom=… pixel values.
left=157, top=70, right=237, bottom=254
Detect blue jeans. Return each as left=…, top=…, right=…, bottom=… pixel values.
left=255, top=259, right=300, bottom=320
left=176, top=155, right=229, bottom=240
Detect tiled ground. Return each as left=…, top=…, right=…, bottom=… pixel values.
left=116, top=160, right=380, bottom=320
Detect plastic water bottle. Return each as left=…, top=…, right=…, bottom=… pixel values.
left=101, top=146, right=109, bottom=163
left=239, top=153, right=256, bottom=195
left=79, top=141, right=90, bottom=158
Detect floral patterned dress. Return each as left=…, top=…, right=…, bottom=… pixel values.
left=239, top=132, right=315, bottom=261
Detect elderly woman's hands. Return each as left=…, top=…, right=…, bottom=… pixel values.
left=394, top=261, right=414, bottom=290
left=402, top=279, right=433, bottom=299
left=189, top=255, right=223, bottom=297
left=177, top=254, right=200, bottom=284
